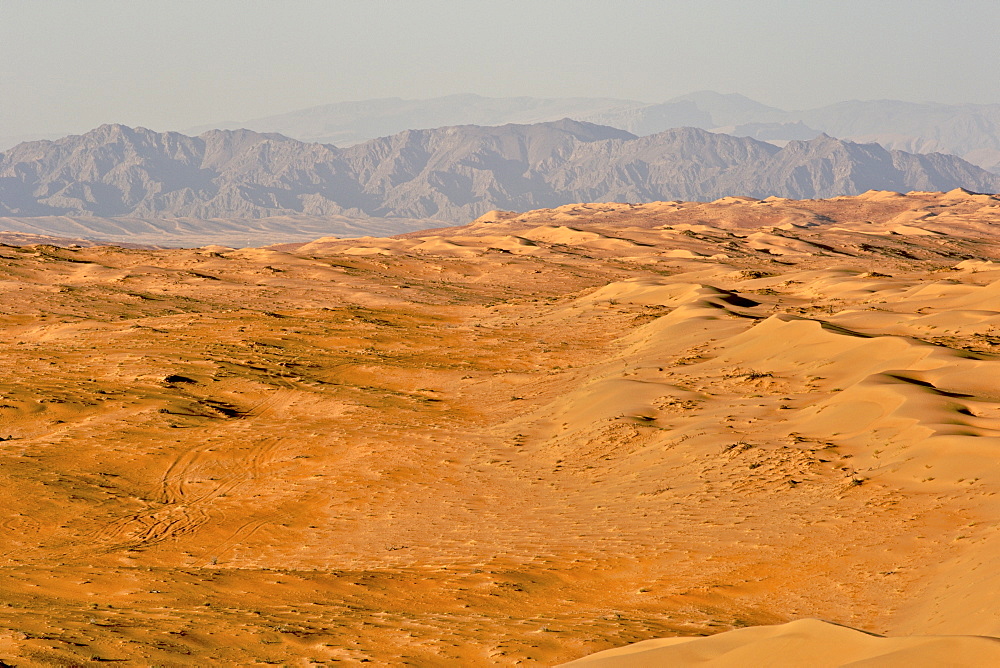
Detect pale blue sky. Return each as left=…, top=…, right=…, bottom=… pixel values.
left=2, top=0, right=998, bottom=137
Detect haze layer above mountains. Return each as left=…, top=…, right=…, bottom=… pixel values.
left=182, top=92, right=1000, bottom=173
left=2, top=119, right=998, bottom=247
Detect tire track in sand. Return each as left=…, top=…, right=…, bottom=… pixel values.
left=89, top=387, right=303, bottom=555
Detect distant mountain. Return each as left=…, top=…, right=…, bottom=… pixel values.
left=723, top=121, right=824, bottom=143
left=615, top=94, right=1000, bottom=173
left=577, top=100, right=713, bottom=137
left=185, top=92, right=1000, bottom=173
left=0, top=131, right=73, bottom=153
left=1, top=121, right=997, bottom=231
left=665, top=91, right=786, bottom=126
left=791, top=100, right=1000, bottom=173
left=185, top=93, right=647, bottom=147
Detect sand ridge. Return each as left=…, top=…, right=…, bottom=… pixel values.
left=560, top=618, right=1000, bottom=666
left=0, top=190, right=999, bottom=664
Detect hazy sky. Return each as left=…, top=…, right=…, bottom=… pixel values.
left=2, top=0, right=999, bottom=137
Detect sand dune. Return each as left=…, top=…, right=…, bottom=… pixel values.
left=561, top=619, right=1000, bottom=666
left=0, top=190, right=999, bottom=664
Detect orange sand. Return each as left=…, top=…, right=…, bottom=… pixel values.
left=1, top=189, right=999, bottom=664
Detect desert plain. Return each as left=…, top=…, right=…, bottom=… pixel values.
left=2, top=190, right=1000, bottom=664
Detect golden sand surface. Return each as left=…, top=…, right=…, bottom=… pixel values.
left=1, top=189, right=999, bottom=665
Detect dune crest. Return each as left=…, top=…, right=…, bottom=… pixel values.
left=561, top=619, right=1000, bottom=667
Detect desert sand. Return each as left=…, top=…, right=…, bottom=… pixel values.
left=562, top=619, right=1000, bottom=666
left=1, top=189, right=999, bottom=665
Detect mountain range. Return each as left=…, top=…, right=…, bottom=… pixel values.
left=1, top=120, right=997, bottom=239
left=181, top=92, right=1000, bottom=173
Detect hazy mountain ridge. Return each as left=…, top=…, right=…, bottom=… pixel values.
left=1, top=120, right=997, bottom=228
left=184, top=93, right=649, bottom=148
left=179, top=92, right=1000, bottom=173
left=567, top=94, right=1000, bottom=174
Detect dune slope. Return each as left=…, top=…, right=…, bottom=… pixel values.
left=561, top=619, right=1000, bottom=667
